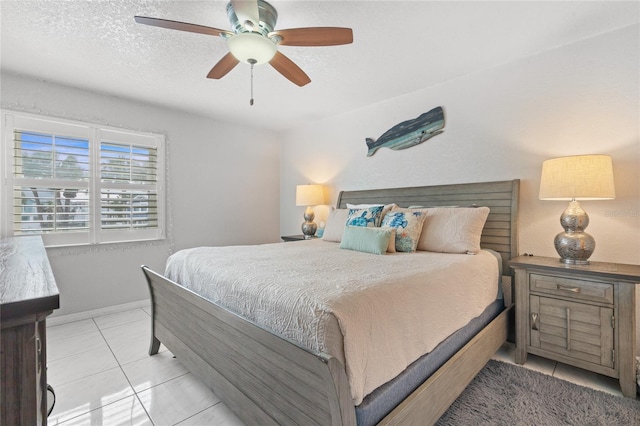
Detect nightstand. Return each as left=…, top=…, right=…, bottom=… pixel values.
left=510, top=255, right=639, bottom=397
left=281, top=235, right=315, bottom=242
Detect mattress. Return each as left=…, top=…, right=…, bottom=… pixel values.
left=165, top=239, right=499, bottom=404
left=356, top=298, right=504, bottom=425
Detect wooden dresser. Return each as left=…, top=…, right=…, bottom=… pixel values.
left=1, top=236, right=60, bottom=425
left=510, top=255, right=639, bottom=397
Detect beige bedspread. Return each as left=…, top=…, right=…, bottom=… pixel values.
left=165, top=239, right=499, bottom=404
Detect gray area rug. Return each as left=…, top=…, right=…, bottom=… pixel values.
left=437, top=360, right=640, bottom=425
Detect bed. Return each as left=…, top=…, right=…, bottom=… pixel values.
left=142, top=179, right=519, bottom=425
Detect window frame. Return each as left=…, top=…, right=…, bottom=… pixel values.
left=1, top=110, right=166, bottom=247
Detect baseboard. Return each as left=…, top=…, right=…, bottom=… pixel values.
left=47, top=299, right=150, bottom=327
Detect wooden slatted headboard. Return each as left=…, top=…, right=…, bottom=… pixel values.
left=336, top=180, right=520, bottom=276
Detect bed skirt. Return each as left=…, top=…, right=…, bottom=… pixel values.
left=356, top=299, right=505, bottom=425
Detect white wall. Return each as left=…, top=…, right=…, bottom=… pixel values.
left=1, top=73, right=281, bottom=317
left=280, top=25, right=640, bottom=266
left=1, top=23, right=637, bottom=330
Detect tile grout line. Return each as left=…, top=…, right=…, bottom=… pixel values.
left=47, top=321, right=101, bottom=346
left=125, top=308, right=221, bottom=425
left=133, top=391, right=156, bottom=426
left=92, top=308, right=204, bottom=425
left=171, top=401, right=224, bottom=426
left=91, top=314, right=158, bottom=425
left=47, top=367, right=130, bottom=425
left=47, top=314, right=141, bottom=425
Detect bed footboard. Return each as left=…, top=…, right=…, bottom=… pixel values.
left=142, top=266, right=356, bottom=426
left=379, top=306, right=509, bottom=424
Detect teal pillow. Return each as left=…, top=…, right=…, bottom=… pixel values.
left=339, top=226, right=393, bottom=255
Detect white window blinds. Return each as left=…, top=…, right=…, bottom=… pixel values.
left=2, top=111, right=165, bottom=246
left=100, top=142, right=158, bottom=232
left=12, top=130, right=90, bottom=237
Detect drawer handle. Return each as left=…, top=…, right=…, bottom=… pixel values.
left=36, top=338, right=42, bottom=373
left=557, top=284, right=581, bottom=293
left=566, top=308, right=571, bottom=351
left=531, top=313, right=539, bottom=331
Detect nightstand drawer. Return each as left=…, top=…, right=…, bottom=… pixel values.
left=530, top=295, right=614, bottom=368
left=530, top=273, right=613, bottom=305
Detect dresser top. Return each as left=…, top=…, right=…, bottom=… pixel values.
left=509, top=255, right=640, bottom=282
left=1, top=236, right=59, bottom=320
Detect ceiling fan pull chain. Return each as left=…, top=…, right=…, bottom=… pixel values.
left=249, top=58, right=256, bottom=106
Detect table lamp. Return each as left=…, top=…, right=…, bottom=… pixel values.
left=296, top=184, right=325, bottom=239
left=539, top=154, right=615, bottom=264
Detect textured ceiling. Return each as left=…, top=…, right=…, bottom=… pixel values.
left=1, top=1, right=638, bottom=131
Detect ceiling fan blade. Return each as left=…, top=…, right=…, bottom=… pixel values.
left=230, top=0, right=260, bottom=29
left=270, top=27, right=353, bottom=46
left=269, top=51, right=311, bottom=87
left=134, top=16, right=232, bottom=37
left=206, top=53, right=240, bottom=79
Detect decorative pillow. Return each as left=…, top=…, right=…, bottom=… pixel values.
left=346, top=205, right=385, bottom=227
left=381, top=209, right=427, bottom=252
left=408, top=205, right=459, bottom=209
left=416, top=206, right=490, bottom=254
left=322, top=208, right=350, bottom=242
left=347, top=203, right=396, bottom=225
left=339, top=226, right=393, bottom=255
left=386, top=228, right=397, bottom=253
left=346, top=203, right=382, bottom=209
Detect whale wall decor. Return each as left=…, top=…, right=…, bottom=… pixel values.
left=365, top=106, right=445, bottom=157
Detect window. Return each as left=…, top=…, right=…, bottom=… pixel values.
left=2, top=111, right=165, bottom=246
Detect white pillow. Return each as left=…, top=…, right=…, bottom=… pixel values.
left=322, top=208, right=350, bottom=242
left=414, top=206, right=490, bottom=254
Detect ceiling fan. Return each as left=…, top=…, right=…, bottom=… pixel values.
left=134, top=0, right=353, bottom=88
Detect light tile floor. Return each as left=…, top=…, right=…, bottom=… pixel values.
left=46, top=308, right=633, bottom=425
left=46, top=307, right=244, bottom=425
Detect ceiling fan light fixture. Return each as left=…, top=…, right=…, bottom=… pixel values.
left=227, top=32, right=276, bottom=64
left=136, top=0, right=351, bottom=86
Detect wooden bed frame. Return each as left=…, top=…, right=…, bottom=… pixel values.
left=142, top=179, right=519, bottom=425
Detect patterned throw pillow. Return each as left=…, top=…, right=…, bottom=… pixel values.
left=346, top=205, right=385, bottom=227
left=381, top=209, right=427, bottom=252
left=346, top=203, right=396, bottom=224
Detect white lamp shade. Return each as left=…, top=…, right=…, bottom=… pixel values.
left=539, top=154, right=615, bottom=200
left=296, top=184, right=325, bottom=206
left=227, top=33, right=277, bottom=64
